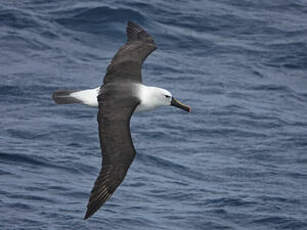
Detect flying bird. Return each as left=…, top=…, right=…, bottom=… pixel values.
left=52, top=21, right=191, bottom=219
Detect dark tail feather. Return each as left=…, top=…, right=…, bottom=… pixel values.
left=52, top=90, right=81, bottom=104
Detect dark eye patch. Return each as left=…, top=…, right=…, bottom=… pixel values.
left=165, top=95, right=171, bottom=98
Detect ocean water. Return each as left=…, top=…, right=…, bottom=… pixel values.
left=1, top=0, right=307, bottom=229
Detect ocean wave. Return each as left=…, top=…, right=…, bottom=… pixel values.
left=0, top=8, right=41, bottom=29
left=54, top=6, right=144, bottom=34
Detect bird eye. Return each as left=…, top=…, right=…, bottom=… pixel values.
left=164, top=95, right=171, bottom=98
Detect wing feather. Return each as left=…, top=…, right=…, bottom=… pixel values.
left=103, top=21, right=157, bottom=84
left=85, top=21, right=152, bottom=219
left=84, top=84, right=140, bottom=219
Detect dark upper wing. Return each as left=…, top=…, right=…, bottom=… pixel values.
left=84, top=84, right=140, bottom=219
left=103, top=21, right=157, bottom=84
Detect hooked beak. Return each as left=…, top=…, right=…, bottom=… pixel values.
left=171, top=97, right=191, bottom=112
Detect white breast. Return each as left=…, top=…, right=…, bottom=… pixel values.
left=135, top=84, right=167, bottom=112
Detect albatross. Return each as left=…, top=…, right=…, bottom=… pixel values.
left=52, top=21, right=191, bottom=219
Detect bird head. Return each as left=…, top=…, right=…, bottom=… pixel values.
left=157, top=88, right=191, bottom=112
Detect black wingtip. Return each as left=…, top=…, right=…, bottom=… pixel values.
left=127, top=21, right=141, bottom=30
left=84, top=210, right=91, bottom=220
left=83, top=202, right=104, bottom=220
left=126, top=21, right=154, bottom=43
left=126, top=21, right=141, bottom=42
left=127, top=21, right=137, bottom=27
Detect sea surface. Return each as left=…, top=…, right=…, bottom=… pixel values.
left=1, top=0, right=307, bottom=229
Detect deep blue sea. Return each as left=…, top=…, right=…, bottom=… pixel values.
left=1, top=0, right=307, bottom=229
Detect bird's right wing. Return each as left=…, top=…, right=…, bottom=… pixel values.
left=103, top=21, right=157, bottom=84
left=84, top=85, right=140, bottom=219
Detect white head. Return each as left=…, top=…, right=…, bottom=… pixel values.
left=137, top=85, right=191, bottom=112
left=154, top=88, right=173, bottom=106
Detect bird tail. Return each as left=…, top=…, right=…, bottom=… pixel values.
left=52, top=90, right=81, bottom=104
left=52, top=88, right=99, bottom=107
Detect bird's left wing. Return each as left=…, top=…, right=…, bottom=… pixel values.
left=84, top=85, right=140, bottom=219
left=103, top=21, right=157, bottom=84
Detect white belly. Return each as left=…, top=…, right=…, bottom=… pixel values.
left=135, top=103, right=156, bottom=112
